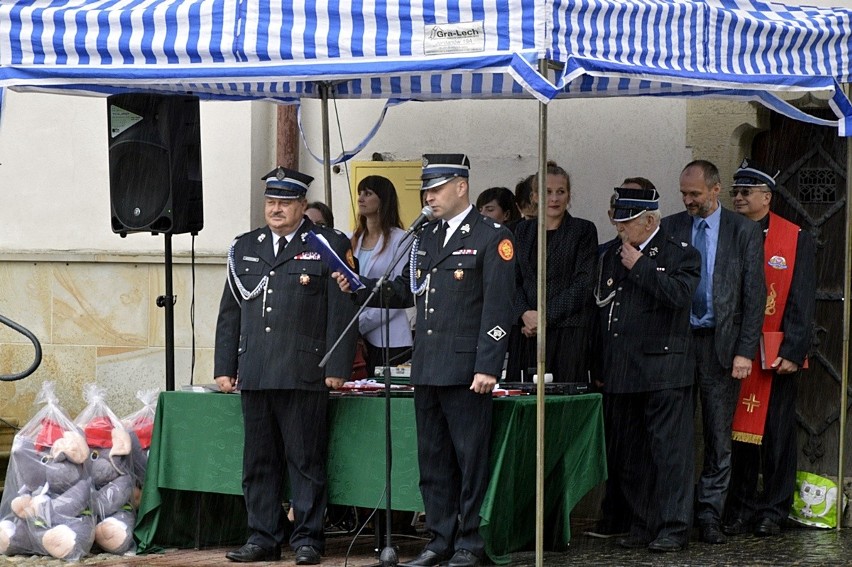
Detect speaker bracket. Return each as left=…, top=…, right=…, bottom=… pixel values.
left=156, top=295, right=176, bottom=308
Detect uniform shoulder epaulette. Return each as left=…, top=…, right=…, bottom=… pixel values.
left=478, top=215, right=503, bottom=230
left=666, top=234, right=688, bottom=248
left=231, top=229, right=258, bottom=245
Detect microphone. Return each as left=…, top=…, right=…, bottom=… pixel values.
left=405, top=206, right=435, bottom=234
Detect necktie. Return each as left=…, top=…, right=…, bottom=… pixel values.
left=277, top=237, right=287, bottom=256
left=437, top=221, right=448, bottom=249
left=692, top=219, right=709, bottom=318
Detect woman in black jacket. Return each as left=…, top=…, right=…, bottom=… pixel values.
left=506, top=161, right=598, bottom=383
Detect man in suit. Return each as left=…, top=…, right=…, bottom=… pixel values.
left=336, top=154, right=516, bottom=567
left=723, top=159, right=816, bottom=537
left=214, top=167, right=358, bottom=564
left=596, top=185, right=700, bottom=552
left=661, top=160, right=766, bottom=544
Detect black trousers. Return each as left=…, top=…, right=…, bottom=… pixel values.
left=607, top=386, right=694, bottom=545
left=726, top=373, right=799, bottom=523
left=693, top=332, right=742, bottom=526
left=598, top=392, right=632, bottom=533
left=241, top=389, right=329, bottom=552
left=414, top=385, right=492, bottom=558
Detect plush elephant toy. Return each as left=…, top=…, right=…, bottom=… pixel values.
left=86, top=426, right=138, bottom=554
left=0, top=428, right=96, bottom=560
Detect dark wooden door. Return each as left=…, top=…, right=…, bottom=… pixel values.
left=752, top=110, right=849, bottom=475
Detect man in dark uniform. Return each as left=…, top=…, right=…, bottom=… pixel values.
left=661, top=160, right=765, bottom=544
left=595, top=186, right=700, bottom=552
left=214, top=167, right=358, bottom=564
left=723, top=159, right=816, bottom=537
left=335, top=154, right=516, bottom=567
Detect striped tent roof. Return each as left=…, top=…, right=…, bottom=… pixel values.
left=1, top=0, right=851, bottom=131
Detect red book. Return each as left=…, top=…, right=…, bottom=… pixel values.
left=760, top=331, right=808, bottom=370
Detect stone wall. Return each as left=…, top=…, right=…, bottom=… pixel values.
left=0, top=252, right=225, bottom=422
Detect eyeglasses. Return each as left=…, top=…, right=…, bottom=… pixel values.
left=728, top=187, right=770, bottom=197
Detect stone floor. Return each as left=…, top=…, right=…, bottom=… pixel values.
left=1, top=518, right=851, bottom=566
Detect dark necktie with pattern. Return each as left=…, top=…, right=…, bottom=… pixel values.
left=692, top=219, right=709, bottom=318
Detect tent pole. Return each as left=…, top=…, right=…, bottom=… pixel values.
left=839, top=83, right=851, bottom=531
left=535, top=58, right=548, bottom=567
left=320, top=83, right=333, bottom=206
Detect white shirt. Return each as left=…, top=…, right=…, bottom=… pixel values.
left=274, top=220, right=304, bottom=255
left=442, top=204, right=473, bottom=246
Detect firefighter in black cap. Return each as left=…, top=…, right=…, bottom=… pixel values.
left=335, top=153, right=515, bottom=567
left=214, top=166, right=357, bottom=565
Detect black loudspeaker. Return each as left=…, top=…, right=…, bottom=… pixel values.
left=107, top=94, right=203, bottom=235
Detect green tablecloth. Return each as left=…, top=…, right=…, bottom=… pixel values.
left=135, top=391, right=605, bottom=563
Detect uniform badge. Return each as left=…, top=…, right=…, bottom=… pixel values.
left=681, top=241, right=688, bottom=247
left=416, top=269, right=422, bottom=279
left=257, top=233, right=266, bottom=243
left=648, top=247, right=658, bottom=257
left=493, top=222, right=501, bottom=228
left=300, top=232, right=308, bottom=242
left=242, top=256, right=260, bottom=262
left=487, top=326, right=507, bottom=341
left=768, top=255, right=788, bottom=270
left=606, top=278, right=613, bottom=286
left=460, top=223, right=470, bottom=234
left=498, top=239, right=514, bottom=261
left=294, top=252, right=321, bottom=260
left=346, top=249, right=356, bottom=269
left=454, top=269, right=464, bottom=281
left=299, top=273, right=311, bottom=286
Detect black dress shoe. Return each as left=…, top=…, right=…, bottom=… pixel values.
left=617, top=535, right=650, bottom=549
left=225, top=543, right=281, bottom=562
left=753, top=518, right=781, bottom=537
left=294, top=545, right=321, bottom=565
left=447, top=549, right=480, bottom=567
left=722, top=517, right=751, bottom=536
left=648, top=536, right=684, bottom=552
left=699, top=523, right=727, bottom=544
left=400, top=549, right=449, bottom=567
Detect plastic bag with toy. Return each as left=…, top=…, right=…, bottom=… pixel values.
left=121, top=388, right=158, bottom=488
left=74, top=384, right=145, bottom=555
left=0, top=381, right=96, bottom=561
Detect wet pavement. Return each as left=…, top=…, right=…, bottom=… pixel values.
left=1, top=517, right=851, bottom=566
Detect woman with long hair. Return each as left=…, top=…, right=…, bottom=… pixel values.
left=506, top=161, right=598, bottom=383
left=351, top=175, right=414, bottom=373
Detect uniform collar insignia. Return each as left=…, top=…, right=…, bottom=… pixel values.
left=460, top=223, right=470, bottom=234
left=257, top=233, right=266, bottom=242
left=648, top=246, right=658, bottom=257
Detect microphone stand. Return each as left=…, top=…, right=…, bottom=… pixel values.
left=320, top=228, right=422, bottom=567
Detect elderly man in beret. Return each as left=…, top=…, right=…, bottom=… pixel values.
left=595, top=184, right=700, bottom=552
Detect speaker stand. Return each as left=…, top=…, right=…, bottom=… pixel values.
left=156, top=233, right=176, bottom=391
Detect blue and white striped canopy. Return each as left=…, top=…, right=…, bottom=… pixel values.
left=1, top=0, right=851, bottom=132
